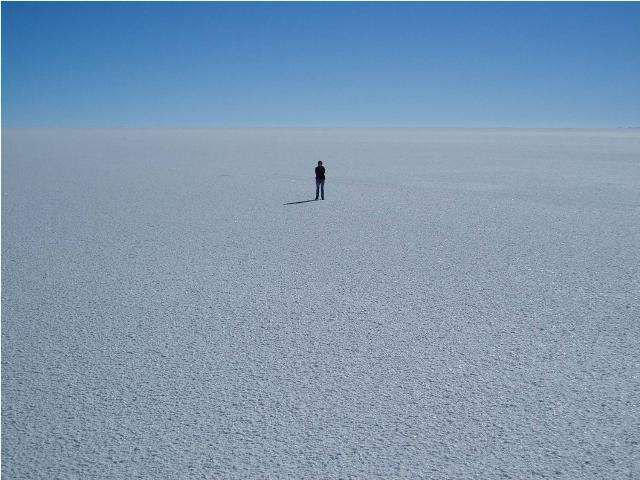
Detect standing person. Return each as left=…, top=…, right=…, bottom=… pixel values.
left=315, top=161, right=325, bottom=200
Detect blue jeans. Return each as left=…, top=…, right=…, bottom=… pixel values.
left=315, top=179, right=325, bottom=199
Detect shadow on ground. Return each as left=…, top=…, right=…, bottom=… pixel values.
left=284, top=199, right=317, bottom=205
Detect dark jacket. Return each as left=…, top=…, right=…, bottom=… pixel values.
left=315, top=165, right=325, bottom=180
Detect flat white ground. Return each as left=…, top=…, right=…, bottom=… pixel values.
left=2, top=128, right=639, bottom=479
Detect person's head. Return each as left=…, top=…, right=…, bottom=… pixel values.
left=318, top=161, right=323, bottom=166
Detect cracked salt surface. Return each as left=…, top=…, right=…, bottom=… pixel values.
left=2, top=128, right=639, bottom=479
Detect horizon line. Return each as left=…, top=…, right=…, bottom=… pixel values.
left=3, top=125, right=640, bottom=131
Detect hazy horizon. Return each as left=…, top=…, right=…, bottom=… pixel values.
left=4, top=126, right=640, bottom=131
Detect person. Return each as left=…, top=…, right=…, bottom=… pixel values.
left=315, top=161, right=325, bottom=200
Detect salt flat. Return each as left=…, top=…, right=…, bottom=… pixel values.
left=2, top=128, right=639, bottom=479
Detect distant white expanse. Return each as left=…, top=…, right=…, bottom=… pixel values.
left=3, top=128, right=639, bottom=479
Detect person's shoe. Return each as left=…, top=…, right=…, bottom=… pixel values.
left=315, top=197, right=319, bottom=200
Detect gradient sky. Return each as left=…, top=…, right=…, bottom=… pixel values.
left=2, top=2, right=639, bottom=128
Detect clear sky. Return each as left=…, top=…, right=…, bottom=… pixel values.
left=2, top=2, right=639, bottom=128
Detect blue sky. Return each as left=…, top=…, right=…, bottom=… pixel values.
left=2, top=2, right=639, bottom=128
